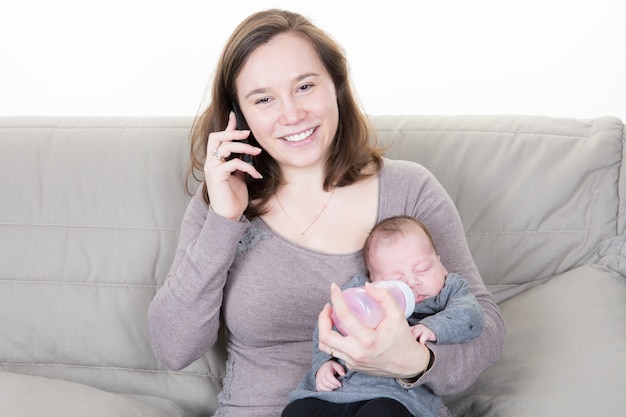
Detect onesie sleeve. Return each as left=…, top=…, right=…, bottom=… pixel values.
left=418, top=274, right=485, bottom=344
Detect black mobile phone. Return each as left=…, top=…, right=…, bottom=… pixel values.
left=230, top=102, right=254, bottom=164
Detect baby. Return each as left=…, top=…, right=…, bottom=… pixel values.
left=283, top=215, right=485, bottom=417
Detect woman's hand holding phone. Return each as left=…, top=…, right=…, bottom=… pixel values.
left=204, top=112, right=262, bottom=221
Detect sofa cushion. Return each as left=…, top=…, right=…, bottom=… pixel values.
left=444, top=264, right=626, bottom=416
left=0, top=371, right=184, bottom=417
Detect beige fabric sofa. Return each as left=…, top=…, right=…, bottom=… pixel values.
left=1, top=115, right=624, bottom=416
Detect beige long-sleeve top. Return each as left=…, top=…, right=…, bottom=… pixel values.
left=147, top=158, right=505, bottom=417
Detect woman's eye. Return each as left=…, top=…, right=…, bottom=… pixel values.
left=255, top=97, right=270, bottom=105
left=298, top=83, right=314, bottom=92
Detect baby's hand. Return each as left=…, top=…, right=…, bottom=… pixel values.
left=315, top=360, right=346, bottom=392
left=410, top=324, right=437, bottom=344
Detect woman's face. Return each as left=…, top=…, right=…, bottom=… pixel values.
left=235, top=32, right=339, bottom=171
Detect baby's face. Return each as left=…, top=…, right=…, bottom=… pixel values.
left=368, top=229, right=447, bottom=303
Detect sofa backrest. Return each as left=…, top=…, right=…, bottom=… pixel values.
left=375, top=115, right=625, bottom=301
left=0, top=115, right=623, bottom=416
left=0, top=117, right=222, bottom=416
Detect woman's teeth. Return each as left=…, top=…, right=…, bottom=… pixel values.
left=283, top=128, right=315, bottom=142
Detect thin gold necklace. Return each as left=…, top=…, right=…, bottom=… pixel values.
left=275, top=187, right=336, bottom=235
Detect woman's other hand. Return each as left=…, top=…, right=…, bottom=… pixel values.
left=318, top=283, right=429, bottom=379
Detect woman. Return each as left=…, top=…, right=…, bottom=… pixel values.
left=147, top=9, right=505, bottom=417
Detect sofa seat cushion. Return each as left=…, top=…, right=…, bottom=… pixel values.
left=0, top=371, right=184, bottom=417
left=445, top=264, right=626, bottom=416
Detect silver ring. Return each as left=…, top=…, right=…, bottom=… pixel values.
left=330, top=348, right=336, bottom=358
left=212, top=148, right=225, bottom=162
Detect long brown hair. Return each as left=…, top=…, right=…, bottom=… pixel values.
left=189, top=9, right=382, bottom=217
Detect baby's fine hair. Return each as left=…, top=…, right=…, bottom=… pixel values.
left=362, top=215, right=438, bottom=272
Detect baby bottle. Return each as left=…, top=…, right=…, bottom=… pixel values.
left=331, top=280, right=415, bottom=336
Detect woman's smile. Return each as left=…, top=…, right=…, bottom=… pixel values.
left=282, top=127, right=316, bottom=142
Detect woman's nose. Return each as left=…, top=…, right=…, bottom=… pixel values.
left=279, top=98, right=305, bottom=124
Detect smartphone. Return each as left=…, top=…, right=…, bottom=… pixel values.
left=230, top=102, right=254, bottom=165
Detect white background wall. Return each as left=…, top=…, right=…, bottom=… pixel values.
left=1, top=0, right=624, bottom=120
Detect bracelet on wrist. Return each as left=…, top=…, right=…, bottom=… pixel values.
left=396, top=344, right=432, bottom=389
